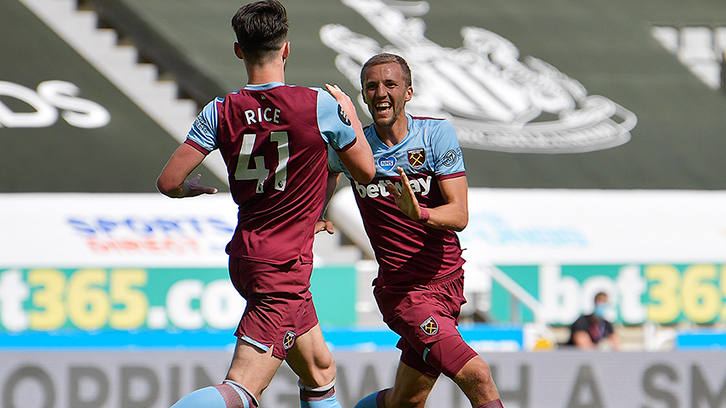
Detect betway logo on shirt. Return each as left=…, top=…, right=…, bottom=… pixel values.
left=353, top=175, right=432, bottom=199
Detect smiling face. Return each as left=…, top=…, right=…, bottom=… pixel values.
left=361, top=62, right=413, bottom=132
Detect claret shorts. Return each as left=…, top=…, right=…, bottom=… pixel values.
left=228, top=256, right=319, bottom=359
left=374, top=269, right=474, bottom=377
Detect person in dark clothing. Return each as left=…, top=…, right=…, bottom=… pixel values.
left=567, top=292, right=621, bottom=350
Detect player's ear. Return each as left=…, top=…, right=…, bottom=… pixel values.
left=234, top=42, right=244, bottom=60
left=282, top=42, right=290, bottom=62
left=405, top=85, right=413, bottom=102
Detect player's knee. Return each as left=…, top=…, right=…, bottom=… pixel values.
left=424, top=336, right=479, bottom=379
left=304, top=358, right=337, bottom=388
left=457, top=357, right=494, bottom=385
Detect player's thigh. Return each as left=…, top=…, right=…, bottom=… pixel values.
left=226, top=337, right=283, bottom=398
left=285, top=323, right=336, bottom=387
left=386, top=361, right=438, bottom=408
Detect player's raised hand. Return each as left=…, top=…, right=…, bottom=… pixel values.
left=325, top=83, right=362, bottom=127
left=183, top=174, right=218, bottom=197
left=386, top=167, right=423, bottom=221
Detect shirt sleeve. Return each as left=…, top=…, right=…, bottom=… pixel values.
left=431, top=119, right=466, bottom=177
left=186, top=98, right=222, bottom=152
left=570, top=316, right=590, bottom=333
left=316, top=89, right=357, bottom=151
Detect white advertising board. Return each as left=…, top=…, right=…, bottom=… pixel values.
left=0, top=193, right=236, bottom=268
left=330, top=188, right=726, bottom=264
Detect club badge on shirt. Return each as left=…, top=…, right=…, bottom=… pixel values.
left=407, top=148, right=425, bottom=169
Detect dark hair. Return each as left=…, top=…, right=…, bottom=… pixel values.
left=360, top=53, right=412, bottom=88
left=231, top=0, right=289, bottom=61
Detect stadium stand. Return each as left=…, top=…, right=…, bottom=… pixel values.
left=61, top=0, right=726, bottom=191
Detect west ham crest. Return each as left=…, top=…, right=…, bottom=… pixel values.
left=420, top=316, right=439, bottom=336
left=283, top=331, right=296, bottom=349
left=407, top=148, right=425, bottom=168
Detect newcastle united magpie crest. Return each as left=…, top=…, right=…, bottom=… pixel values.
left=320, top=0, right=637, bottom=153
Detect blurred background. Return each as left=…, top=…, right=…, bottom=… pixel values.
left=2, top=0, right=726, bottom=407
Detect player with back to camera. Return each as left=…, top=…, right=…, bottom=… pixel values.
left=156, top=1, right=375, bottom=407
left=325, top=53, right=504, bottom=408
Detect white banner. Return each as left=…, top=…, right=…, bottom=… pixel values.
left=0, top=194, right=236, bottom=268
left=330, top=188, right=726, bottom=264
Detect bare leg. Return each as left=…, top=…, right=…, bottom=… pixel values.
left=225, top=337, right=284, bottom=401
left=452, top=356, right=500, bottom=407
left=384, top=361, right=438, bottom=408
left=285, top=324, right=337, bottom=387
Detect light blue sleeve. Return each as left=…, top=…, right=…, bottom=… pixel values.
left=186, top=98, right=222, bottom=152
left=431, top=120, right=466, bottom=176
left=316, top=89, right=357, bottom=151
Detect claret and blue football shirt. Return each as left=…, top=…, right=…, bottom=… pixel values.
left=329, top=113, right=466, bottom=285
left=186, top=82, right=358, bottom=264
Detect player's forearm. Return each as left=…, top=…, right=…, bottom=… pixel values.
left=157, top=176, right=187, bottom=198
left=321, top=172, right=341, bottom=219
left=419, top=202, right=468, bottom=231
left=419, top=176, right=468, bottom=231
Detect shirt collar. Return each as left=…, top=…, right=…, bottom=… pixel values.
left=244, top=82, right=285, bottom=91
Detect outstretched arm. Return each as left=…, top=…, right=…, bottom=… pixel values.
left=157, top=143, right=218, bottom=198
left=325, top=84, right=375, bottom=184
left=386, top=167, right=468, bottom=231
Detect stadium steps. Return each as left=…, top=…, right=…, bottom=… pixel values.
left=17, top=0, right=229, bottom=182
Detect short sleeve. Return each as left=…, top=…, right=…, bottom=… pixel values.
left=186, top=98, right=222, bottom=152
left=316, top=89, right=357, bottom=151
left=431, top=120, right=465, bottom=177
left=570, top=316, right=590, bottom=333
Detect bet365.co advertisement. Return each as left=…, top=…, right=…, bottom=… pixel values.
left=0, top=194, right=357, bottom=341
left=0, top=267, right=240, bottom=334
left=488, top=264, right=726, bottom=325
left=0, top=265, right=357, bottom=341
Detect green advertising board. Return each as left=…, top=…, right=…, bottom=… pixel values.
left=492, top=263, right=726, bottom=326
left=0, top=266, right=356, bottom=334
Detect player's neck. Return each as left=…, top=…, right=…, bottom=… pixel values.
left=375, top=113, right=408, bottom=147
left=245, top=61, right=286, bottom=86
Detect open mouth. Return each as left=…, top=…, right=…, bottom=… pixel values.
left=375, top=101, right=392, bottom=116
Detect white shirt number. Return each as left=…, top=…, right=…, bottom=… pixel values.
left=234, top=131, right=289, bottom=193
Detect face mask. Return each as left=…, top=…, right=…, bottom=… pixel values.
left=593, top=304, right=608, bottom=318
